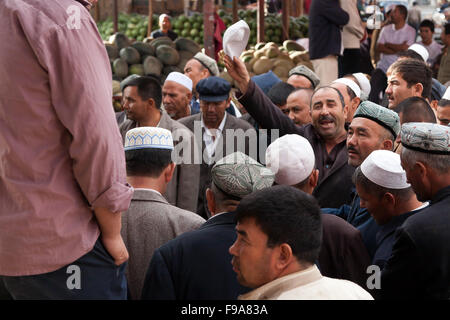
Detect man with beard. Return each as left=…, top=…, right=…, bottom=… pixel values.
left=120, top=76, right=200, bottom=213
left=162, top=72, right=193, bottom=120
left=224, top=54, right=355, bottom=209
left=380, top=123, right=450, bottom=299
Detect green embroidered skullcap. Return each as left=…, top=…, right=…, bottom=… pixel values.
left=211, top=152, right=275, bottom=198
left=401, top=122, right=450, bottom=155
left=353, top=101, right=401, bottom=139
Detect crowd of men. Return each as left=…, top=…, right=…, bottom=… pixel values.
left=0, top=0, right=449, bottom=301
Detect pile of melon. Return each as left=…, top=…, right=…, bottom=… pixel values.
left=106, top=32, right=201, bottom=86
left=237, top=40, right=313, bottom=82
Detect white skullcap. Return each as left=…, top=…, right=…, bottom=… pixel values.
left=352, top=73, right=371, bottom=98
left=223, top=20, right=250, bottom=59
left=442, top=86, right=450, bottom=100
left=361, top=150, right=410, bottom=189
left=124, top=127, right=174, bottom=151
left=333, top=78, right=361, bottom=98
left=159, top=14, right=170, bottom=24
left=408, top=44, right=429, bottom=62
left=165, top=72, right=193, bottom=92
left=265, top=134, right=315, bottom=186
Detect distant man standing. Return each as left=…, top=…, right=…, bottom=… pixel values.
left=309, top=0, right=349, bottom=85
left=380, top=123, right=450, bottom=299
left=179, top=77, right=255, bottom=218
left=151, top=14, right=178, bottom=41
left=369, top=5, right=416, bottom=103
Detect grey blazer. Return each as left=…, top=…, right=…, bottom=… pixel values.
left=119, top=111, right=200, bottom=213
left=121, top=189, right=205, bottom=300
left=179, top=113, right=255, bottom=218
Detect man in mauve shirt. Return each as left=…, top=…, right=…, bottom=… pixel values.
left=0, top=0, right=133, bottom=299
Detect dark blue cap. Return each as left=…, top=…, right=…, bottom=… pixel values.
left=251, top=71, right=282, bottom=95
left=196, top=76, right=231, bottom=102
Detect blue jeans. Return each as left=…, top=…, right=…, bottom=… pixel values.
left=0, top=237, right=127, bottom=300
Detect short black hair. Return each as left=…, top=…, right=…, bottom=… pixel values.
left=396, top=5, right=408, bottom=19
left=398, top=50, right=425, bottom=62
left=125, top=148, right=172, bottom=178
left=394, top=96, right=437, bottom=123
left=445, top=22, right=450, bottom=35
left=235, top=185, right=322, bottom=264
left=419, top=19, right=435, bottom=33
left=438, top=99, right=450, bottom=107
left=389, top=59, right=433, bottom=100
left=123, top=76, right=162, bottom=109
left=267, top=82, right=295, bottom=107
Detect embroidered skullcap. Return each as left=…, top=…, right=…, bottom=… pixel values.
left=265, top=134, right=315, bottom=186
left=212, top=152, right=275, bottom=198
left=353, top=101, right=401, bottom=139
left=124, top=127, right=174, bottom=151
left=401, top=122, right=450, bottom=155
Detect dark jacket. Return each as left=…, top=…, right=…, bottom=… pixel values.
left=141, top=212, right=250, bottom=300
left=319, top=214, right=371, bottom=289
left=237, top=80, right=355, bottom=209
left=179, top=113, right=255, bottom=218
left=309, top=0, right=349, bottom=60
left=380, top=186, right=450, bottom=299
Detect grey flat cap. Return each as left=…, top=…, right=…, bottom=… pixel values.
left=194, top=52, right=220, bottom=77
left=288, top=65, right=320, bottom=89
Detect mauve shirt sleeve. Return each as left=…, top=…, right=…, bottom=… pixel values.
left=34, top=15, right=133, bottom=213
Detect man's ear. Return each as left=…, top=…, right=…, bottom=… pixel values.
left=382, top=192, right=396, bottom=208
left=164, top=162, right=176, bottom=183
left=276, top=243, right=294, bottom=270
left=383, top=138, right=394, bottom=151
left=413, top=83, right=424, bottom=97
left=309, top=169, right=319, bottom=190
left=206, top=188, right=216, bottom=216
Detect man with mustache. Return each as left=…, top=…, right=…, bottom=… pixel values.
left=224, top=55, right=354, bottom=209
left=323, top=101, right=400, bottom=259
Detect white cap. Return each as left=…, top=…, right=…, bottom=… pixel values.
left=442, top=86, right=450, bottom=100
left=333, top=78, right=361, bottom=98
left=159, top=14, right=170, bottom=24
left=352, top=73, right=371, bottom=98
left=124, top=127, right=174, bottom=151
left=265, top=134, right=315, bottom=186
left=408, top=44, right=429, bottom=62
left=165, top=72, right=193, bottom=92
left=361, top=150, right=410, bottom=189
left=223, top=20, right=250, bottom=59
